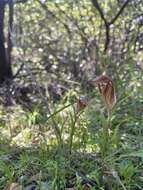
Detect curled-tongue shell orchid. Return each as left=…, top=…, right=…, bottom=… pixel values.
left=93, top=75, right=116, bottom=113
left=77, top=95, right=88, bottom=112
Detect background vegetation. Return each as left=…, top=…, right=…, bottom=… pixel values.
left=0, top=0, right=143, bottom=189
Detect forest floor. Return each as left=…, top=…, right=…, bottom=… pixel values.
left=0, top=87, right=143, bottom=190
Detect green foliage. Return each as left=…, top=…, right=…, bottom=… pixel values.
left=0, top=86, right=142, bottom=189
left=0, top=0, right=143, bottom=189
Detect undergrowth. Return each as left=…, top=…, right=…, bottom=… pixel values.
left=0, top=78, right=143, bottom=190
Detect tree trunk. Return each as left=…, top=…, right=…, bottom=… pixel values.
left=7, top=0, right=14, bottom=70
left=0, top=1, right=12, bottom=84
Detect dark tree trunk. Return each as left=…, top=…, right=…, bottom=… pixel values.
left=7, top=0, right=14, bottom=69
left=0, top=1, right=12, bottom=84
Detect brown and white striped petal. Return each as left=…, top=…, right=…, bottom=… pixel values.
left=93, top=75, right=116, bottom=111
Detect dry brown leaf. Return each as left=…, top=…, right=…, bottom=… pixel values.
left=29, top=172, right=48, bottom=182
left=3, top=183, right=22, bottom=190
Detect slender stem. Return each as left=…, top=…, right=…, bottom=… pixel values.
left=107, top=109, right=112, bottom=129
left=47, top=103, right=73, bottom=121
left=69, top=107, right=77, bottom=154
left=101, top=109, right=112, bottom=157
left=69, top=109, right=83, bottom=154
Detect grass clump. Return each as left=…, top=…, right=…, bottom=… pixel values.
left=0, top=77, right=143, bottom=190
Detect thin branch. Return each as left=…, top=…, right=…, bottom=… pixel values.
left=4, top=0, right=28, bottom=4
left=104, top=23, right=110, bottom=53
left=109, top=0, right=130, bottom=25
left=91, top=0, right=108, bottom=25
left=91, top=0, right=110, bottom=53
left=91, top=0, right=130, bottom=53
left=13, top=63, right=24, bottom=79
